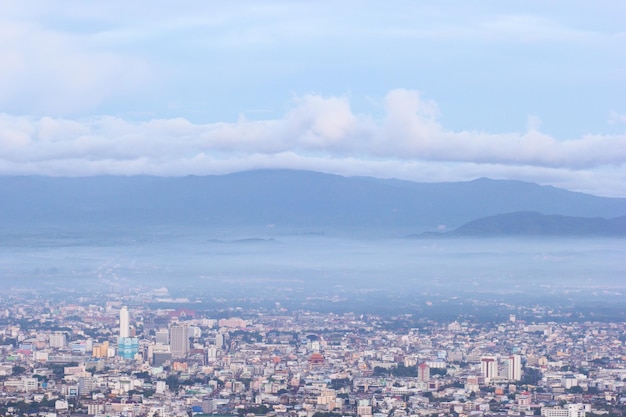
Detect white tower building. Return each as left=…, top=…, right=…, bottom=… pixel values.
left=480, top=356, right=498, bottom=380
left=508, top=354, right=522, bottom=381
left=119, top=306, right=130, bottom=338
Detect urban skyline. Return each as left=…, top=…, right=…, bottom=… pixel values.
left=0, top=287, right=624, bottom=417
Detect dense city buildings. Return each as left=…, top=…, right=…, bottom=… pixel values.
left=1, top=288, right=626, bottom=417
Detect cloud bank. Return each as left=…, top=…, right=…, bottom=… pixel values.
left=1, top=90, right=625, bottom=197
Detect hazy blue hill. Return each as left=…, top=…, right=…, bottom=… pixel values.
left=431, top=212, right=626, bottom=237
left=1, top=170, right=625, bottom=235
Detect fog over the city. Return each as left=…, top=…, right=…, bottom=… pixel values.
left=3, top=5, right=626, bottom=417
left=2, top=230, right=624, bottom=309
left=1, top=2, right=625, bottom=318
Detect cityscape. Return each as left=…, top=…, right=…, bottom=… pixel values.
left=1, top=2, right=625, bottom=417
left=0, top=286, right=625, bottom=417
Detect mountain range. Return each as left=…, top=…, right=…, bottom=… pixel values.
left=418, top=212, right=626, bottom=237
left=1, top=170, right=625, bottom=236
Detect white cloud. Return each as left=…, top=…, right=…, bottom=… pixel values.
left=0, top=15, right=151, bottom=115
left=609, top=111, right=626, bottom=124
left=0, top=90, right=625, bottom=196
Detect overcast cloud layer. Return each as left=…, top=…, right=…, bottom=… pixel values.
left=1, top=1, right=625, bottom=196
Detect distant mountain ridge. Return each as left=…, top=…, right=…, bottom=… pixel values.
left=0, top=170, right=625, bottom=235
left=418, top=212, right=626, bottom=237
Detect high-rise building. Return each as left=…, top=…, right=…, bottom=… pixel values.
left=417, top=363, right=430, bottom=382
left=215, top=332, right=224, bottom=349
left=119, top=306, right=130, bottom=338
left=117, top=337, right=139, bottom=360
left=481, top=356, right=498, bottom=380
left=49, top=332, right=67, bottom=348
left=170, top=325, right=189, bottom=358
left=92, top=341, right=109, bottom=358
left=508, top=354, right=522, bottom=381
left=117, top=306, right=137, bottom=359
left=78, top=376, right=96, bottom=396
left=151, top=344, right=172, bottom=366
left=156, top=329, right=169, bottom=345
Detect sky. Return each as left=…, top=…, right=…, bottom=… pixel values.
left=0, top=1, right=625, bottom=196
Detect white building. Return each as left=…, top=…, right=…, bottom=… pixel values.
left=49, top=332, right=66, bottom=348
left=508, top=354, right=522, bottom=381
left=481, top=356, right=498, bottom=380
left=155, top=328, right=169, bottom=345
left=541, top=404, right=588, bottom=417
left=119, top=306, right=130, bottom=338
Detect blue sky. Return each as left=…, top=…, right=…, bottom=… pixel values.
left=1, top=1, right=625, bottom=196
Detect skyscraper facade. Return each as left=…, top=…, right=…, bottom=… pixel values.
left=170, top=324, right=189, bottom=359
left=480, top=356, right=498, bottom=380
left=119, top=306, right=130, bottom=338
left=508, top=354, right=522, bottom=381
left=117, top=306, right=138, bottom=359
left=156, top=328, right=169, bottom=345
left=118, top=337, right=139, bottom=360
left=49, top=332, right=67, bottom=348
left=417, top=363, right=430, bottom=382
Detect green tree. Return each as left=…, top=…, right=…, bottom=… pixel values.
left=12, top=365, right=26, bottom=376
left=521, top=367, right=542, bottom=385
left=165, top=375, right=180, bottom=391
